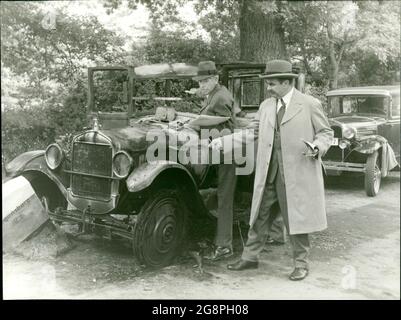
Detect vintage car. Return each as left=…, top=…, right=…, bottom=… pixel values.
left=322, top=85, right=400, bottom=196
left=5, top=62, right=305, bottom=267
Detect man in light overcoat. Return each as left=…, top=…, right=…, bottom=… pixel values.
left=211, top=59, right=333, bottom=280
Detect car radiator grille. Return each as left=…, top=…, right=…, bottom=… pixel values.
left=356, top=126, right=376, bottom=137
left=323, top=146, right=343, bottom=161
left=332, top=126, right=342, bottom=138
left=71, top=142, right=113, bottom=200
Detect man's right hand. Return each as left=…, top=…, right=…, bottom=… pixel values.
left=185, top=88, right=198, bottom=95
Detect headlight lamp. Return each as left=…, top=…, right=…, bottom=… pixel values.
left=112, top=151, right=133, bottom=178
left=338, top=139, right=351, bottom=150
left=343, top=126, right=357, bottom=139
left=45, top=144, right=64, bottom=170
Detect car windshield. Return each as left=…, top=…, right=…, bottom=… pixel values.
left=94, top=70, right=129, bottom=112
left=92, top=69, right=200, bottom=114
left=132, top=78, right=200, bottom=114
left=328, top=95, right=387, bottom=117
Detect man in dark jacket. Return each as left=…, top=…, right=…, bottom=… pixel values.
left=193, top=61, right=237, bottom=260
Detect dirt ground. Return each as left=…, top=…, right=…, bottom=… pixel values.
left=3, top=172, right=400, bottom=300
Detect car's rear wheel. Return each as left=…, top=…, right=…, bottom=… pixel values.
left=364, top=151, right=381, bottom=197
left=133, top=189, right=188, bottom=268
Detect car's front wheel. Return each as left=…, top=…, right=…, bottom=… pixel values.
left=364, top=151, right=381, bottom=197
left=133, top=189, right=188, bottom=268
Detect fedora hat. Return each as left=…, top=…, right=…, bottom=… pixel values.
left=193, top=61, right=218, bottom=81
left=259, top=60, right=298, bottom=79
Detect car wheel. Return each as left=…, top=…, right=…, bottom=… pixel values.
left=133, top=189, right=188, bottom=268
left=364, top=151, right=381, bottom=197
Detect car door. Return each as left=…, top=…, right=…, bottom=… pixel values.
left=388, top=96, right=400, bottom=162
left=381, top=95, right=400, bottom=162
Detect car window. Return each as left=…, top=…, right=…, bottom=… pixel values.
left=391, top=94, right=400, bottom=117
left=241, top=79, right=260, bottom=108
left=328, top=96, right=386, bottom=117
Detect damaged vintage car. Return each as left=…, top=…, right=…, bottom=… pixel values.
left=8, top=62, right=306, bottom=267
left=322, top=85, right=400, bottom=196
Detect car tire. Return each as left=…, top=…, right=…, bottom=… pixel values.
left=133, top=189, right=188, bottom=268
left=364, top=151, right=381, bottom=197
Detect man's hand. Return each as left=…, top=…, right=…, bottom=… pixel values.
left=303, top=147, right=319, bottom=159
left=209, top=138, right=223, bottom=151
left=185, top=88, right=198, bottom=95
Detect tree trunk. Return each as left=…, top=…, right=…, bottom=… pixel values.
left=327, top=22, right=339, bottom=89
left=331, top=63, right=339, bottom=89
left=239, top=0, right=287, bottom=62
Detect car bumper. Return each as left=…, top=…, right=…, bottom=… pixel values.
left=323, top=161, right=366, bottom=175
left=47, top=205, right=135, bottom=241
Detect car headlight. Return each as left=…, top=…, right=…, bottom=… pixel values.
left=45, top=144, right=64, bottom=170
left=338, top=139, right=351, bottom=150
left=343, top=126, right=356, bottom=139
left=112, top=151, right=133, bottom=178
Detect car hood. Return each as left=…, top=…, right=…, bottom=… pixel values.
left=329, top=115, right=386, bottom=130
left=100, top=125, right=153, bottom=152
left=99, top=113, right=199, bottom=153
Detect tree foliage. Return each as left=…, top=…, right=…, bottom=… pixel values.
left=2, top=0, right=400, bottom=163
left=1, top=1, right=125, bottom=161
left=281, top=0, right=400, bottom=88
left=1, top=2, right=125, bottom=86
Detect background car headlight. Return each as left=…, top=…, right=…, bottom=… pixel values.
left=45, top=144, right=64, bottom=170
left=343, top=126, right=357, bottom=139
left=338, top=139, right=351, bottom=150
left=112, top=151, right=133, bottom=178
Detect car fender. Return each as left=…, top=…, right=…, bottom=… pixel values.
left=353, top=136, right=398, bottom=177
left=5, top=150, right=69, bottom=199
left=5, top=150, right=45, bottom=178
left=353, top=135, right=387, bottom=154
left=126, top=160, right=197, bottom=193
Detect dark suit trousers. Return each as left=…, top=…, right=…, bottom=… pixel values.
left=267, top=213, right=285, bottom=243
left=242, top=171, right=310, bottom=269
left=215, top=163, right=237, bottom=247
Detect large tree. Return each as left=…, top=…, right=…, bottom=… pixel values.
left=238, top=0, right=287, bottom=61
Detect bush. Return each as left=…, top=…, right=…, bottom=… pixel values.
left=2, top=86, right=87, bottom=163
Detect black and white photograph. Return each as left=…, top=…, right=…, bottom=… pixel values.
left=1, top=0, right=400, bottom=302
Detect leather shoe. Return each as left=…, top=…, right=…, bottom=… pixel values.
left=204, top=246, right=233, bottom=261
left=227, top=259, right=258, bottom=271
left=289, top=267, right=309, bottom=281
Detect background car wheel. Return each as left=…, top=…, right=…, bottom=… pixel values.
left=364, top=151, right=381, bottom=197
left=133, top=189, right=188, bottom=268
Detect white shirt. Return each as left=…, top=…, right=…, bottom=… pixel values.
left=276, top=87, right=294, bottom=114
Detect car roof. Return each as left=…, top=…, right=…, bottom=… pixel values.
left=133, top=63, right=198, bottom=79
left=89, top=64, right=198, bottom=80
left=326, top=85, right=400, bottom=97
left=88, top=62, right=268, bottom=79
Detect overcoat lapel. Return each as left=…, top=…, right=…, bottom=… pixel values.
left=263, top=99, right=277, bottom=129
left=281, top=90, right=303, bottom=125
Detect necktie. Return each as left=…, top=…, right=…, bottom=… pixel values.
left=277, top=98, right=286, bottom=128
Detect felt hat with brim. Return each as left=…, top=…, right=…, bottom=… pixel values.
left=193, top=61, right=218, bottom=81
left=259, top=60, right=298, bottom=79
